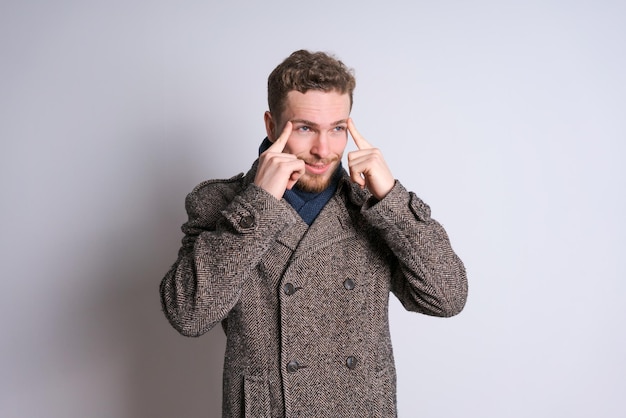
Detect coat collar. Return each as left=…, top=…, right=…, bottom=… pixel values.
left=240, top=155, right=373, bottom=255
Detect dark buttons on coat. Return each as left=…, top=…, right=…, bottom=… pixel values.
left=343, top=278, right=356, bottom=290
left=346, top=356, right=358, bottom=370
left=283, top=283, right=302, bottom=295
left=283, top=283, right=296, bottom=295
left=287, top=360, right=306, bottom=373
left=239, top=215, right=255, bottom=228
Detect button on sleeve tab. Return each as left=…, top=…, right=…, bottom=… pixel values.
left=239, top=215, right=255, bottom=229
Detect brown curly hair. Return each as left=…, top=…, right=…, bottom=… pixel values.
left=267, top=50, right=356, bottom=118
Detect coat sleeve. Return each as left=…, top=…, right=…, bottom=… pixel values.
left=361, top=181, right=468, bottom=317
left=160, top=179, right=298, bottom=337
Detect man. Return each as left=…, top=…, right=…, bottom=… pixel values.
left=160, top=50, right=468, bottom=417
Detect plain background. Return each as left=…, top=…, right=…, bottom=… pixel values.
left=1, top=1, right=624, bottom=417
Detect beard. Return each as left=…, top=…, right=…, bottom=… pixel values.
left=294, top=157, right=340, bottom=193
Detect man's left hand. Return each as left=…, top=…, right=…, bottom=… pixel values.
left=347, top=118, right=395, bottom=200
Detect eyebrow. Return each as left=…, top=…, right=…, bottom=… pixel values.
left=290, top=119, right=348, bottom=127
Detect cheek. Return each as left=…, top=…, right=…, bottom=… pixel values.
left=333, top=137, right=349, bottom=155
left=283, top=137, right=307, bottom=156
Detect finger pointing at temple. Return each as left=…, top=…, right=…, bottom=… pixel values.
left=346, top=118, right=395, bottom=200
left=348, top=118, right=372, bottom=150
left=268, top=121, right=293, bottom=152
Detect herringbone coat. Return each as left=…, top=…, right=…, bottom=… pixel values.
left=160, top=161, right=467, bottom=417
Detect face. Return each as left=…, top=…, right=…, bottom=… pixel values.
left=265, top=90, right=351, bottom=193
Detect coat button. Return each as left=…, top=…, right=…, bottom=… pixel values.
left=283, top=283, right=295, bottom=295
left=283, top=283, right=302, bottom=295
left=239, top=215, right=255, bottom=228
left=346, top=356, right=358, bottom=370
left=287, top=360, right=304, bottom=373
left=343, top=278, right=356, bottom=290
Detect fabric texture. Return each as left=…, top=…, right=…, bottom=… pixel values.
left=160, top=158, right=468, bottom=418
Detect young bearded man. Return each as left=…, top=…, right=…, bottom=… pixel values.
left=160, top=49, right=468, bottom=418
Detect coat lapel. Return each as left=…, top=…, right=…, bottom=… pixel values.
left=289, top=182, right=360, bottom=259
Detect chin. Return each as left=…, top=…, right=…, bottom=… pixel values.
left=295, top=175, right=333, bottom=193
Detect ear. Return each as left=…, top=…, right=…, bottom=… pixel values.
left=264, top=111, right=277, bottom=142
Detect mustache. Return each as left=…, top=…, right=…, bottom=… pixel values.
left=300, top=156, right=339, bottom=165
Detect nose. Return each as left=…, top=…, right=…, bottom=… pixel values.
left=311, top=133, right=330, bottom=158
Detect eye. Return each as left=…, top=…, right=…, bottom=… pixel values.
left=297, top=125, right=312, bottom=132
left=332, top=125, right=347, bottom=132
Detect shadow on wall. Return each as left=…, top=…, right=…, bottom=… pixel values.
left=87, top=128, right=229, bottom=418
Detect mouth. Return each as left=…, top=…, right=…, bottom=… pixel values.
left=305, top=162, right=332, bottom=175
left=303, top=157, right=339, bottom=176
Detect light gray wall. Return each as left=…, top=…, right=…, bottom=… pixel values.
left=1, top=1, right=624, bottom=417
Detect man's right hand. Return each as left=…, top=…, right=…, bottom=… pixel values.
left=254, top=121, right=305, bottom=200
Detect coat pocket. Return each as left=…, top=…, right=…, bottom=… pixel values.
left=371, top=367, right=398, bottom=417
left=244, top=374, right=271, bottom=418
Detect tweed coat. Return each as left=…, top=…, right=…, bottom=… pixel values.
left=160, top=160, right=467, bottom=418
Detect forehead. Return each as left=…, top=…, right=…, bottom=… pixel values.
left=282, top=90, right=351, bottom=125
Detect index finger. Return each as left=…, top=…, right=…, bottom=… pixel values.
left=347, top=118, right=372, bottom=150
left=268, top=121, right=293, bottom=152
